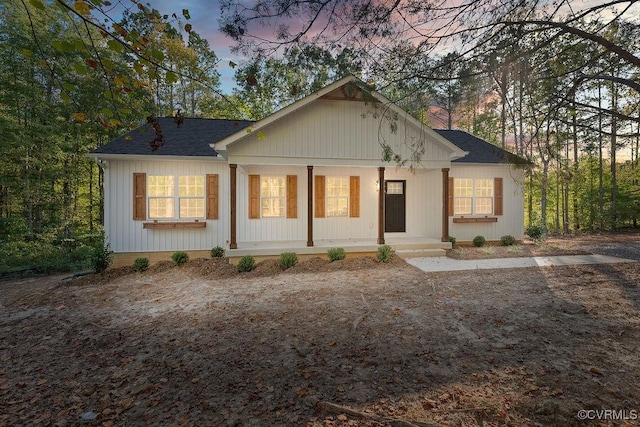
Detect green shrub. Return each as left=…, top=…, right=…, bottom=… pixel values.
left=501, top=235, right=516, bottom=246
left=280, top=252, right=298, bottom=269
left=171, top=251, right=189, bottom=266
left=472, top=235, right=486, bottom=247
left=69, top=244, right=93, bottom=263
left=133, top=257, right=149, bottom=272
left=449, top=236, right=456, bottom=246
left=90, top=237, right=112, bottom=273
left=237, top=255, right=255, bottom=272
left=0, top=231, right=111, bottom=275
left=0, top=241, right=62, bottom=274
left=526, top=225, right=543, bottom=240
left=327, top=247, right=346, bottom=262
left=376, top=245, right=393, bottom=263
left=210, top=246, right=225, bottom=258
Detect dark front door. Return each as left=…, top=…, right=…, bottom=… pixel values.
left=384, top=180, right=406, bottom=232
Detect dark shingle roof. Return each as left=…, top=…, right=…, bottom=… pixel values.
left=94, top=118, right=529, bottom=165
left=435, top=129, right=530, bottom=165
left=92, top=117, right=254, bottom=157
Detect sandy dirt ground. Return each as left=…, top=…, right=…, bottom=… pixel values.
left=1, top=236, right=639, bottom=426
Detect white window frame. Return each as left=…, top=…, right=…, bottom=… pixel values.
left=147, top=175, right=205, bottom=220
left=326, top=177, right=349, bottom=217
left=260, top=176, right=286, bottom=218
left=454, top=178, right=494, bottom=215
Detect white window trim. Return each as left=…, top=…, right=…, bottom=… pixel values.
left=454, top=178, right=494, bottom=216
left=148, top=175, right=205, bottom=220
left=260, top=176, right=286, bottom=218
left=326, top=176, right=349, bottom=217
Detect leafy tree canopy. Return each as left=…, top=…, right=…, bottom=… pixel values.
left=220, top=0, right=640, bottom=113
left=10, top=0, right=230, bottom=128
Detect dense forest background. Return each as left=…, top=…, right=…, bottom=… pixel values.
left=0, top=0, right=638, bottom=273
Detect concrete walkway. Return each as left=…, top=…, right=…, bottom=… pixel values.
left=406, top=254, right=638, bottom=272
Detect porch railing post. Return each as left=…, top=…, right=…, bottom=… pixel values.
left=307, top=165, right=314, bottom=247
left=378, top=167, right=385, bottom=244
left=441, top=167, right=449, bottom=243
left=230, top=163, right=237, bottom=249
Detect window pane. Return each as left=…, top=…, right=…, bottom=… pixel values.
left=179, top=198, right=204, bottom=218
left=475, top=197, right=493, bottom=214
left=327, top=197, right=348, bottom=217
left=260, top=176, right=285, bottom=217
left=261, top=177, right=285, bottom=197
left=475, top=179, right=493, bottom=197
left=148, top=176, right=174, bottom=197
left=454, top=179, right=473, bottom=197
left=326, top=177, right=349, bottom=216
left=149, top=198, right=174, bottom=218
left=262, top=197, right=284, bottom=217
left=179, top=176, right=204, bottom=197
left=454, top=198, right=472, bottom=215
left=327, top=177, right=349, bottom=197
left=386, top=182, right=403, bottom=194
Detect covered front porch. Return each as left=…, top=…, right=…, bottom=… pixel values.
left=227, top=164, right=455, bottom=251
left=214, top=76, right=467, bottom=253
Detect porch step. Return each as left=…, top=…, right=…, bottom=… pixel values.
left=390, top=242, right=450, bottom=251
left=395, top=248, right=447, bottom=259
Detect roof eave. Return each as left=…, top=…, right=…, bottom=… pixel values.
left=86, top=153, right=225, bottom=161
left=450, top=151, right=469, bottom=161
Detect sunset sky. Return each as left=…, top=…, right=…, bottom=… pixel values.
left=120, top=0, right=640, bottom=95
left=142, top=0, right=246, bottom=92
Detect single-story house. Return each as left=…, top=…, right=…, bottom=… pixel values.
left=89, top=75, right=528, bottom=266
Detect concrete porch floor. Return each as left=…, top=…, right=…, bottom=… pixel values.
left=228, top=237, right=451, bottom=259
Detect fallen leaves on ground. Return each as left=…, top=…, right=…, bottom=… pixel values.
left=1, top=239, right=639, bottom=426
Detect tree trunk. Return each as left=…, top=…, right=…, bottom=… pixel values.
left=555, top=164, right=560, bottom=234
left=588, top=155, right=595, bottom=230
left=89, top=160, right=94, bottom=232
left=62, top=158, right=72, bottom=238
left=598, top=83, right=604, bottom=230
left=571, top=95, right=579, bottom=231
left=563, top=129, right=570, bottom=234
left=499, top=72, right=507, bottom=149
left=633, top=122, right=639, bottom=228
left=610, top=80, right=617, bottom=231
left=541, top=157, right=549, bottom=236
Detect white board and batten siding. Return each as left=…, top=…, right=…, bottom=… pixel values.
left=227, top=99, right=453, bottom=167
left=449, top=164, right=525, bottom=242
left=310, top=166, right=444, bottom=241
left=236, top=165, right=307, bottom=243
left=312, top=167, right=378, bottom=241
left=384, top=168, right=443, bottom=239
left=235, top=165, right=445, bottom=243
left=236, top=165, right=380, bottom=242
left=227, top=97, right=459, bottom=244
left=104, top=158, right=229, bottom=253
